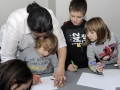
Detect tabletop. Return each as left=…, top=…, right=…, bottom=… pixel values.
left=40, top=64, right=120, bottom=90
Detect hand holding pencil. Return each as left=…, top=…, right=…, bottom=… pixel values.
left=95, top=62, right=105, bottom=73
left=117, top=58, right=120, bottom=68
left=67, top=60, right=78, bottom=72
left=32, top=74, right=42, bottom=85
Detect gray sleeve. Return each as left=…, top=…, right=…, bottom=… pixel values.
left=114, top=32, right=120, bottom=58
left=50, top=54, right=58, bottom=73
left=17, top=50, right=26, bottom=61
left=87, top=45, right=97, bottom=73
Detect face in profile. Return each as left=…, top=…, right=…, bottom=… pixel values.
left=36, top=46, right=50, bottom=57
left=70, top=10, right=84, bottom=26
left=10, top=80, right=32, bottom=90
left=86, top=30, right=97, bottom=42
left=31, top=32, right=49, bottom=40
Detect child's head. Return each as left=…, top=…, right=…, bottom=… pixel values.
left=0, top=59, right=33, bottom=90
left=69, top=0, right=87, bottom=26
left=36, top=33, right=58, bottom=57
left=84, top=17, right=111, bottom=46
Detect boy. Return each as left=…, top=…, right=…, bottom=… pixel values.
left=61, top=0, right=88, bottom=71
left=17, top=33, right=58, bottom=75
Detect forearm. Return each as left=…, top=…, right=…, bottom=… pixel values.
left=57, top=46, right=67, bottom=69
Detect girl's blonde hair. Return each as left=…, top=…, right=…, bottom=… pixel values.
left=84, top=17, right=111, bottom=46
left=36, top=33, right=58, bottom=54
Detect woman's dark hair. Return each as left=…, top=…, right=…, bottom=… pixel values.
left=27, top=2, right=53, bottom=33
left=0, top=59, right=33, bottom=90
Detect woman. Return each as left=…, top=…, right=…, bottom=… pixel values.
left=0, top=2, right=66, bottom=87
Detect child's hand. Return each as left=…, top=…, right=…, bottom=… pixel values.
left=96, top=62, right=104, bottom=73
left=67, top=64, right=78, bottom=72
left=32, top=74, right=42, bottom=85
left=117, top=58, right=120, bottom=68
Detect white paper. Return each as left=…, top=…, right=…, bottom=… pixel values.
left=31, top=76, right=57, bottom=90
left=77, top=72, right=116, bottom=90
left=103, top=69, right=120, bottom=87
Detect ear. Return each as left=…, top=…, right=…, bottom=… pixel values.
left=10, top=84, right=17, bottom=90
left=10, top=79, right=17, bottom=90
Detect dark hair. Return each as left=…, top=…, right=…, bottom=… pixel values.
left=27, top=2, right=53, bottom=33
left=0, top=59, right=33, bottom=90
left=36, top=33, right=58, bottom=54
left=84, top=17, right=111, bottom=46
left=69, top=0, right=87, bottom=15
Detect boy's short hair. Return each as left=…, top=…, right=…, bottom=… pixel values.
left=69, top=0, right=87, bottom=15
left=36, top=33, right=58, bottom=54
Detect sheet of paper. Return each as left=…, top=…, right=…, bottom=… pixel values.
left=103, top=69, right=120, bottom=87
left=31, top=76, right=57, bottom=90
left=77, top=72, right=116, bottom=90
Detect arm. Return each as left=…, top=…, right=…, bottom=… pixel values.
left=17, top=50, right=26, bottom=61
left=87, top=45, right=98, bottom=73
left=1, top=23, right=19, bottom=63
left=114, top=32, right=120, bottom=68
left=47, top=8, right=67, bottom=87
left=57, top=46, right=66, bottom=72
left=50, top=54, right=58, bottom=73
left=114, top=33, right=120, bottom=58
left=54, top=46, right=67, bottom=87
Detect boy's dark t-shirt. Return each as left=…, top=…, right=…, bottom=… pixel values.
left=61, top=20, right=88, bottom=70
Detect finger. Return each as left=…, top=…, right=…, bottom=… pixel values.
left=70, top=67, right=76, bottom=72
left=35, top=75, right=42, bottom=83
left=97, top=67, right=103, bottom=70
left=54, top=78, right=59, bottom=86
left=98, top=67, right=103, bottom=72
left=97, top=69, right=102, bottom=72
left=58, top=78, right=66, bottom=87
left=119, top=66, right=120, bottom=68
left=39, top=78, right=42, bottom=83
left=63, top=76, right=66, bottom=81
left=72, top=64, right=78, bottom=68
left=58, top=77, right=63, bottom=86
left=59, top=82, right=64, bottom=87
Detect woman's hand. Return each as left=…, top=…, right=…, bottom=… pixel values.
left=53, top=67, right=66, bottom=87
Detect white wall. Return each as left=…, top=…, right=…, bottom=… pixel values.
left=0, top=0, right=48, bottom=27
left=56, top=0, right=120, bottom=36
left=0, top=0, right=120, bottom=36
left=48, top=0, right=56, bottom=16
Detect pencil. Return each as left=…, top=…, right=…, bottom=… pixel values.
left=71, top=60, right=78, bottom=71
left=33, top=74, right=42, bottom=83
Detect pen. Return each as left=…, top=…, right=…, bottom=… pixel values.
left=89, top=62, right=106, bottom=68
left=89, top=62, right=104, bottom=75
left=71, top=60, right=78, bottom=71
left=114, top=64, right=120, bottom=66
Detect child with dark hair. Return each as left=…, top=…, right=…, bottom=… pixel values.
left=0, top=59, right=33, bottom=90
left=84, top=17, right=120, bottom=74
left=61, top=0, right=88, bottom=72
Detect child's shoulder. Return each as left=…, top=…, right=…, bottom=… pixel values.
left=22, top=46, right=35, bottom=53
left=62, top=20, right=71, bottom=25
left=61, top=20, right=72, bottom=29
